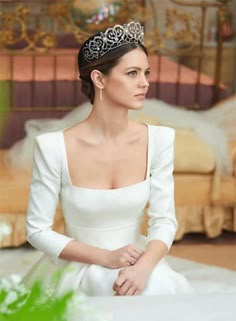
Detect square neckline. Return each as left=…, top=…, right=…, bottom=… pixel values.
left=60, top=123, right=151, bottom=192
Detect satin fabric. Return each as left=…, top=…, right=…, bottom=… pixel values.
left=25, top=125, right=193, bottom=296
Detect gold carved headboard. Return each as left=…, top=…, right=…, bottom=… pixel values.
left=0, top=0, right=150, bottom=51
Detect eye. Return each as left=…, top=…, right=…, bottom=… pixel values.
left=145, top=70, right=151, bottom=78
left=127, top=70, right=137, bottom=77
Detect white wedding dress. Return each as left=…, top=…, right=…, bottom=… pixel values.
left=24, top=124, right=193, bottom=296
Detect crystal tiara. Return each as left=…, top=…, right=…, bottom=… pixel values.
left=82, top=21, right=144, bottom=63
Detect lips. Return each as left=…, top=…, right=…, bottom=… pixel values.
left=135, top=93, right=146, bottom=99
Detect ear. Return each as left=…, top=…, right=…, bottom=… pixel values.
left=90, top=70, right=105, bottom=89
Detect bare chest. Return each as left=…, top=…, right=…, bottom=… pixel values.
left=66, top=138, right=148, bottom=189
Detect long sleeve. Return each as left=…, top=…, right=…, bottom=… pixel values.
left=26, top=132, right=73, bottom=258
left=147, top=126, right=178, bottom=250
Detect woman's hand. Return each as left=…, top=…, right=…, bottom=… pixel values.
left=113, top=263, right=153, bottom=296
left=104, top=244, right=143, bottom=269
left=112, top=240, right=168, bottom=296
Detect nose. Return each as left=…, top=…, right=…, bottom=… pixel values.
left=138, top=74, right=149, bottom=88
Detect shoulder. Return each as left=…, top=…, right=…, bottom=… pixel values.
left=148, top=125, right=175, bottom=150
left=148, top=125, right=175, bottom=170
left=34, top=131, right=63, bottom=163
left=35, top=131, right=62, bottom=149
left=32, top=131, right=64, bottom=174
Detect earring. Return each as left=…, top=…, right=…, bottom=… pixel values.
left=99, top=88, right=103, bottom=101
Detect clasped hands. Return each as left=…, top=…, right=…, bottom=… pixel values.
left=105, top=244, right=152, bottom=296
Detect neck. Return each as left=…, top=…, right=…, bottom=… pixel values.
left=87, top=100, right=129, bottom=140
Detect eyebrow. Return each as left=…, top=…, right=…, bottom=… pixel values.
left=124, top=66, right=151, bottom=71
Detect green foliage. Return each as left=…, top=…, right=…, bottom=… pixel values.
left=0, top=81, right=10, bottom=137
left=0, top=279, right=74, bottom=321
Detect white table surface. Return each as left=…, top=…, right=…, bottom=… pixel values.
left=88, top=294, right=236, bottom=321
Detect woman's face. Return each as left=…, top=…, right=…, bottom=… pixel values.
left=102, top=47, right=150, bottom=110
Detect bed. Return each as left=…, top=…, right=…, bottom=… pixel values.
left=1, top=143, right=236, bottom=247
left=0, top=50, right=228, bottom=110
left=0, top=0, right=236, bottom=248
left=0, top=51, right=229, bottom=148
left=0, top=0, right=232, bottom=149
left=1, top=99, right=236, bottom=248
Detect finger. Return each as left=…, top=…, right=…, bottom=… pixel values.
left=121, top=256, right=133, bottom=267
left=129, top=251, right=142, bottom=260
left=130, top=256, right=137, bottom=265
left=131, top=248, right=144, bottom=256
left=116, top=280, right=131, bottom=296
left=123, top=253, right=136, bottom=266
left=127, top=244, right=142, bottom=253
left=128, top=258, right=136, bottom=266
left=113, top=274, right=126, bottom=291
left=125, top=285, right=137, bottom=296
left=134, top=289, right=140, bottom=295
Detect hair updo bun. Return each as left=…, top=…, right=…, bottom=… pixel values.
left=80, top=76, right=94, bottom=104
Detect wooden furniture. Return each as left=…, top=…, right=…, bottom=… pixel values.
left=181, top=41, right=236, bottom=94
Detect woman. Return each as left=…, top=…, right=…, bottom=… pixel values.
left=25, top=21, right=193, bottom=296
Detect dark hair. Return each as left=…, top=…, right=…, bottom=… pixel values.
left=78, top=42, right=148, bottom=104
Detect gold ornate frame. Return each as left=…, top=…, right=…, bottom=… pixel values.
left=146, top=0, right=233, bottom=107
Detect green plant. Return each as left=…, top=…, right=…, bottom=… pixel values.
left=0, top=81, right=9, bottom=139
left=0, top=276, right=74, bottom=321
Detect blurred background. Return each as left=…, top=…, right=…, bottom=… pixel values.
left=0, top=0, right=236, bottom=271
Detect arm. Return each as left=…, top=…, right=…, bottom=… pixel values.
left=27, top=133, right=142, bottom=267
left=26, top=133, right=74, bottom=258
left=142, top=126, right=177, bottom=261
left=113, top=127, right=177, bottom=295
left=59, top=240, right=143, bottom=268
